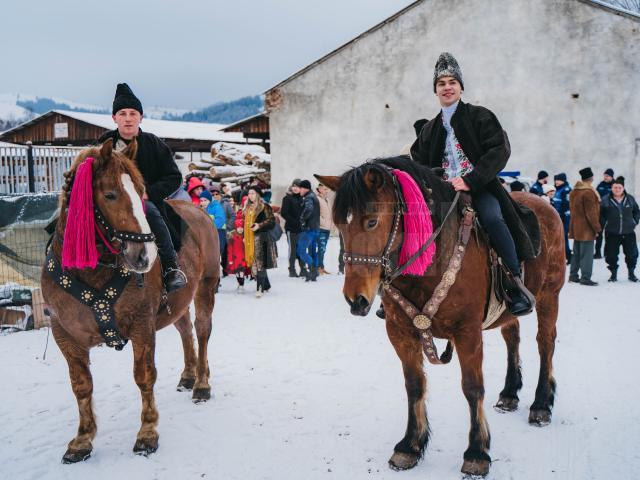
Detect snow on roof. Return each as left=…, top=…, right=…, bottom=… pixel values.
left=54, top=110, right=250, bottom=143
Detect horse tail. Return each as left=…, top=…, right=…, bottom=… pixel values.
left=439, top=341, right=454, bottom=363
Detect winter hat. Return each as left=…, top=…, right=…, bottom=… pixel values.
left=542, top=184, right=556, bottom=195
left=510, top=180, right=525, bottom=192
left=291, top=178, right=302, bottom=187
left=248, top=185, right=263, bottom=197
left=199, top=190, right=213, bottom=202
left=187, top=176, right=205, bottom=193
left=298, top=179, right=312, bottom=190
left=613, top=176, right=625, bottom=186
left=604, top=168, right=614, bottom=177
left=579, top=167, right=594, bottom=180
left=433, top=52, right=464, bottom=93
left=112, top=83, right=143, bottom=115
left=554, top=173, right=567, bottom=183
left=537, top=170, right=549, bottom=180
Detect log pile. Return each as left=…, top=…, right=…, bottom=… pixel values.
left=187, top=142, right=271, bottom=190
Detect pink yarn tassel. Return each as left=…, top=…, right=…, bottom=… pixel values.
left=62, top=157, right=98, bottom=270
left=392, top=169, right=436, bottom=275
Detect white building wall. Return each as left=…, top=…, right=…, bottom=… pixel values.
left=268, top=0, right=639, bottom=203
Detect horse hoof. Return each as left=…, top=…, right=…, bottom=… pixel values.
left=494, top=396, right=519, bottom=412
left=61, top=448, right=92, bottom=464
left=133, top=437, right=159, bottom=456
left=529, top=409, right=552, bottom=427
left=461, top=458, right=490, bottom=477
left=177, top=377, right=195, bottom=391
left=388, top=451, right=420, bottom=471
left=192, top=387, right=211, bottom=403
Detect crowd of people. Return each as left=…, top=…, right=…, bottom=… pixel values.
left=529, top=167, right=639, bottom=285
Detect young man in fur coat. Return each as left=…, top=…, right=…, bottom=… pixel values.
left=410, top=52, right=538, bottom=316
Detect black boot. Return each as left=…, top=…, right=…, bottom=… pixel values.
left=376, top=304, right=386, bottom=319
left=300, top=266, right=309, bottom=280
left=506, top=272, right=535, bottom=317
left=629, top=270, right=638, bottom=283
left=310, top=266, right=318, bottom=282
left=608, top=268, right=617, bottom=282
left=288, top=268, right=299, bottom=278
left=163, top=262, right=187, bottom=293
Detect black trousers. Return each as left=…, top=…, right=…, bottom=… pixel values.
left=287, top=231, right=304, bottom=272
left=145, top=200, right=177, bottom=268
left=595, top=230, right=604, bottom=256
left=604, top=231, right=638, bottom=272
left=473, top=191, right=520, bottom=275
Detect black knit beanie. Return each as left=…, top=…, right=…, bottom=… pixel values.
left=112, top=83, right=143, bottom=115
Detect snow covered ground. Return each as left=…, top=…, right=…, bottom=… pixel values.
left=1, top=237, right=639, bottom=480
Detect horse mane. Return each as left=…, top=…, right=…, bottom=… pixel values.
left=333, top=155, right=455, bottom=226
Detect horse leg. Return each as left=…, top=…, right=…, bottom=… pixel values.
left=131, top=334, right=160, bottom=455
left=455, top=329, right=491, bottom=477
left=174, top=310, right=197, bottom=391
left=529, top=293, right=558, bottom=426
left=192, top=277, right=216, bottom=403
left=52, top=322, right=97, bottom=464
left=494, top=319, right=523, bottom=412
left=385, top=318, right=429, bottom=471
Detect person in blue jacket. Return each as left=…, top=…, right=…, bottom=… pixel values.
left=529, top=170, right=549, bottom=196
left=551, top=173, right=572, bottom=264
left=200, top=190, right=227, bottom=264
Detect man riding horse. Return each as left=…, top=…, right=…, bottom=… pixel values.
left=98, top=83, right=187, bottom=293
left=409, top=53, right=537, bottom=316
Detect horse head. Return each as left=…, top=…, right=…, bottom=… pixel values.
left=59, top=138, right=158, bottom=273
left=316, top=156, right=453, bottom=316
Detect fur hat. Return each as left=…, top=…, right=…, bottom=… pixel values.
left=298, top=179, right=312, bottom=190
left=554, top=173, right=567, bottom=183
left=112, top=83, right=143, bottom=115
left=579, top=167, right=594, bottom=181
left=537, top=170, right=549, bottom=180
left=604, top=168, right=614, bottom=177
left=542, top=184, right=556, bottom=195
left=433, top=52, right=464, bottom=93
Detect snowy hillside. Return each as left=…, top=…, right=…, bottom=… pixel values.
left=1, top=237, right=639, bottom=479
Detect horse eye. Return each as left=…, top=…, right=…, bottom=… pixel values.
left=104, top=192, right=117, bottom=200
left=366, top=218, right=378, bottom=230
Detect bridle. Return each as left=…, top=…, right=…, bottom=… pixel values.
left=93, top=206, right=155, bottom=256
left=341, top=166, right=461, bottom=284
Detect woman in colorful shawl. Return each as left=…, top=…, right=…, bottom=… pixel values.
left=243, top=186, right=277, bottom=297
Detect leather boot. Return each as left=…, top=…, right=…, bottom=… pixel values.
left=300, top=266, right=309, bottom=280
left=505, top=272, right=535, bottom=317
left=310, top=266, right=318, bottom=282
left=163, top=262, right=187, bottom=293
left=288, top=268, right=299, bottom=278
left=608, top=268, right=618, bottom=282
left=629, top=270, right=638, bottom=283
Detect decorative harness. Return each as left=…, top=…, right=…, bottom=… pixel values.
left=342, top=168, right=476, bottom=364
left=45, top=203, right=155, bottom=350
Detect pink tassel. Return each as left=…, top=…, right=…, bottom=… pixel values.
left=392, top=169, right=436, bottom=275
left=62, top=157, right=98, bottom=269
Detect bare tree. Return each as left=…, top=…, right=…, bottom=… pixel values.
left=603, top=0, right=640, bottom=13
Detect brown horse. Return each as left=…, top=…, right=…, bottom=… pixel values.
left=41, top=139, right=220, bottom=463
left=316, top=156, right=564, bottom=477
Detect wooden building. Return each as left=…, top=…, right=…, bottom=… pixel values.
left=0, top=110, right=257, bottom=153
left=222, top=112, right=270, bottom=152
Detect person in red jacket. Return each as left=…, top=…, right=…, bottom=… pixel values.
left=187, top=176, right=206, bottom=205
left=227, top=209, right=249, bottom=291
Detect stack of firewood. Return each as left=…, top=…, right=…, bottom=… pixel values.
left=187, top=142, right=271, bottom=191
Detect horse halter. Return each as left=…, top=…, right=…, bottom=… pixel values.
left=341, top=167, right=461, bottom=284
left=94, top=206, right=155, bottom=254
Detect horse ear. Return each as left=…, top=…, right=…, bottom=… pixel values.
left=121, top=137, right=138, bottom=160
left=100, top=138, right=113, bottom=162
left=314, top=175, right=340, bottom=191
left=364, top=169, right=385, bottom=192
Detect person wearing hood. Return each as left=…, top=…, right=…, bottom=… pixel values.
left=409, top=52, right=536, bottom=316
left=600, top=176, right=640, bottom=282
left=594, top=168, right=615, bottom=259
left=552, top=173, right=572, bottom=264
left=187, top=176, right=206, bottom=205
left=98, top=83, right=186, bottom=292
left=568, top=168, right=601, bottom=285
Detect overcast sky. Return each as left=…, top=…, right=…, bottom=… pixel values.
left=3, top=0, right=414, bottom=109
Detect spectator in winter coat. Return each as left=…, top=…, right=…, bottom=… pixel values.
left=281, top=179, right=305, bottom=277
left=552, top=173, right=572, bottom=263
left=200, top=190, right=227, bottom=266
left=187, top=176, right=206, bottom=205
left=243, top=186, right=277, bottom=297
left=509, top=180, right=525, bottom=192
left=317, top=183, right=335, bottom=275
left=297, top=179, right=321, bottom=282
left=98, top=83, right=186, bottom=293
left=214, top=188, right=234, bottom=276
left=541, top=184, right=555, bottom=204
left=530, top=170, right=549, bottom=196
left=600, top=176, right=640, bottom=282
left=595, top=168, right=615, bottom=259
left=227, top=208, right=249, bottom=290
left=568, top=168, right=601, bottom=285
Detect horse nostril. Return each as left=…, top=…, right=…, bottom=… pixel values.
left=354, top=295, right=370, bottom=311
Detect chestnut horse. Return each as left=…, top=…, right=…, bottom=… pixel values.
left=41, top=139, right=220, bottom=462
left=316, top=156, right=564, bottom=477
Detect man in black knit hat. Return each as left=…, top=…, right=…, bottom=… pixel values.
left=410, top=52, right=537, bottom=316
left=98, top=83, right=187, bottom=292
left=594, top=168, right=615, bottom=259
